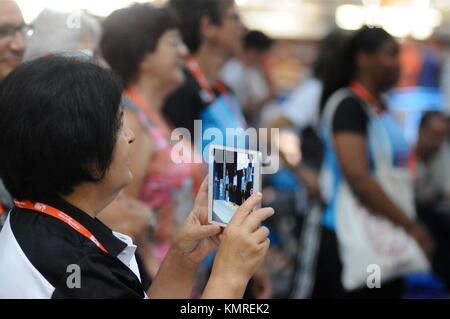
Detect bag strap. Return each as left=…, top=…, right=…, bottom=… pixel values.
left=322, top=88, right=392, bottom=170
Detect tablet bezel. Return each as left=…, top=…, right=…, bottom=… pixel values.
left=208, top=144, right=262, bottom=227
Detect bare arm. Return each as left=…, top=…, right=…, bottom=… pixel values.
left=334, top=133, right=414, bottom=229
left=147, top=245, right=200, bottom=299
left=334, top=133, right=434, bottom=258
left=149, top=179, right=274, bottom=299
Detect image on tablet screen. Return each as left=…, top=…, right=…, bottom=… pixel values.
left=212, top=148, right=256, bottom=225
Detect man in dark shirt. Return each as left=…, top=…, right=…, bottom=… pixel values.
left=0, top=0, right=28, bottom=226
left=162, top=0, right=247, bottom=153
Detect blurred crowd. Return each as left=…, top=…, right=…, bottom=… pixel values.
left=0, top=0, right=450, bottom=299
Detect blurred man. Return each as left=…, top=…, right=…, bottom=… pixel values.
left=0, top=0, right=28, bottom=226
left=220, top=30, right=275, bottom=128
left=414, top=111, right=450, bottom=291
left=162, top=0, right=247, bottom=152
left=415, top=111, right=450, bottom=204
left=0, top=0, right=27, bottom=80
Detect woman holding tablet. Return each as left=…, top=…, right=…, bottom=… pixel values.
left=0, top=55, right=274, bottom=298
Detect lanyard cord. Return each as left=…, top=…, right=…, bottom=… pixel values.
left=14, top=200, right=108, bottom=253
left=350, top=81, right=385, bottom=115
left=185, top=57, right=247, bottom=128
left=125, top=88, right=206, bottom=194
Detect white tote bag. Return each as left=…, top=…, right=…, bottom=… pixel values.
left=323, top=89, right=430, bottom=291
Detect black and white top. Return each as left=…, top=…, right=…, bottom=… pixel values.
left=0, top=197, right=146, bottom=299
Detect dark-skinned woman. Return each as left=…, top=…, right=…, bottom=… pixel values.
left=313, top=26, right=433, bottom=299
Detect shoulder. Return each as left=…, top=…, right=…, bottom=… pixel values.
left=332, top=95, right=369, bottom=135
left=335, top=95, right=365, bottom=114
left=8, top=208, right=99, bottom=284
left=163, top=70, right=204, bottom=114
left=167, top=70, right=202, bottom=102
left=5, top=209, right=144, bottom=298
left=220, top=59, right=245, bottom=80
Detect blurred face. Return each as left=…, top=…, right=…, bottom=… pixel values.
left=0, top=0, right=26, bottom=80
left=100, top=111, right=136, bottom=193
left=141, top=29, right=188, bottom=93
left=210, top=4, right=246, bottom=55
left=418, top=116, right=449, bottom=159
left=247, top=48, right=271, bottom=66
left=365, top=38, right=401, bottom=92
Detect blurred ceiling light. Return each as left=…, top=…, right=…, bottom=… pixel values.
left=436, top=0, right=450, bottom=10
left=336, top=5, right=365, bottom=30
left=336, top=4, right=442, bottom=40
left=16, top=0, right=153, bottom=22
left=279, top=0, right=302, bottom=7
left=411, top=24, right=434, bottom=40
left=235, top=0, right=249, bottom=6
left=381, top=7, right=412, bottom=37
left=362, top=0, right=381, bottom=6
left=411, top=0, right=430, bottom=9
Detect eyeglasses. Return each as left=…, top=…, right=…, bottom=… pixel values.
left=0, top=24, right=34, bottom=40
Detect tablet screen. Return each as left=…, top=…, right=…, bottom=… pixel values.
left=211, top=147, right=257, bottom=225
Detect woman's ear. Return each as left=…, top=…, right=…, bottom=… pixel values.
left=139, top=51, right=157, bottom=74
left=84, top=161, right=105, bottom=181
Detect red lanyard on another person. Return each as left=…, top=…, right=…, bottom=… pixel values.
left=0, top=201, right=4, bottom=216
left=408, top=150, right=418, bottom=180
left=350, top=81, right=385, bottom=115
left=125, top=88, right=206, bottom=195
left=14, top=200, right=108, bottom=254
left=125, top=88, right=171, bottom=136
left=185, top=56, right=247, bottom=128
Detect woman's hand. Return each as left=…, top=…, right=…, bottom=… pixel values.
left=203, top=193, right=275, bottom=298
left=172, top=177, right=222, bottom=264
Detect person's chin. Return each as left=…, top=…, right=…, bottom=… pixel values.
left=168, top=71, right=185, bottom=92
left=118, top=169, right=133, bottom=189
left=126, top=169, right=133, bottom=184
left=174, top=66, right=185, bottom=81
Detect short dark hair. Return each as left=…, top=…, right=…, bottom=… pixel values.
left=169, top=0, right=235, bottom=54
left=101, top=3, right=179, bottom=85
left=0, top=55, right=123, bottom=201
left=312, top=29, right=350, bottom=81
left=243, top=30, right=273, bottom=52
left=420, top=111, right=448, bottom=130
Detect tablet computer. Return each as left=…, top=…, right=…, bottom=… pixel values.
left=208, top=144, right=262, bottom=227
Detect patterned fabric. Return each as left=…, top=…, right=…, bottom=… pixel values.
left=122, top=94, right=199, bottom=233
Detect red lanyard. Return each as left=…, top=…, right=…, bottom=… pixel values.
left=185, top=56, right=246, bottom=128
left=125, top=88, right=170, bottom=136
left=14, top=200, right=108, bottom=254
left=350, top=81, right=384, bottom=115
left=125, top=88, right=207, bottom=194
left=408, top=150, right=417, bottom=179
left=0, top=201, right=4, bottom=216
